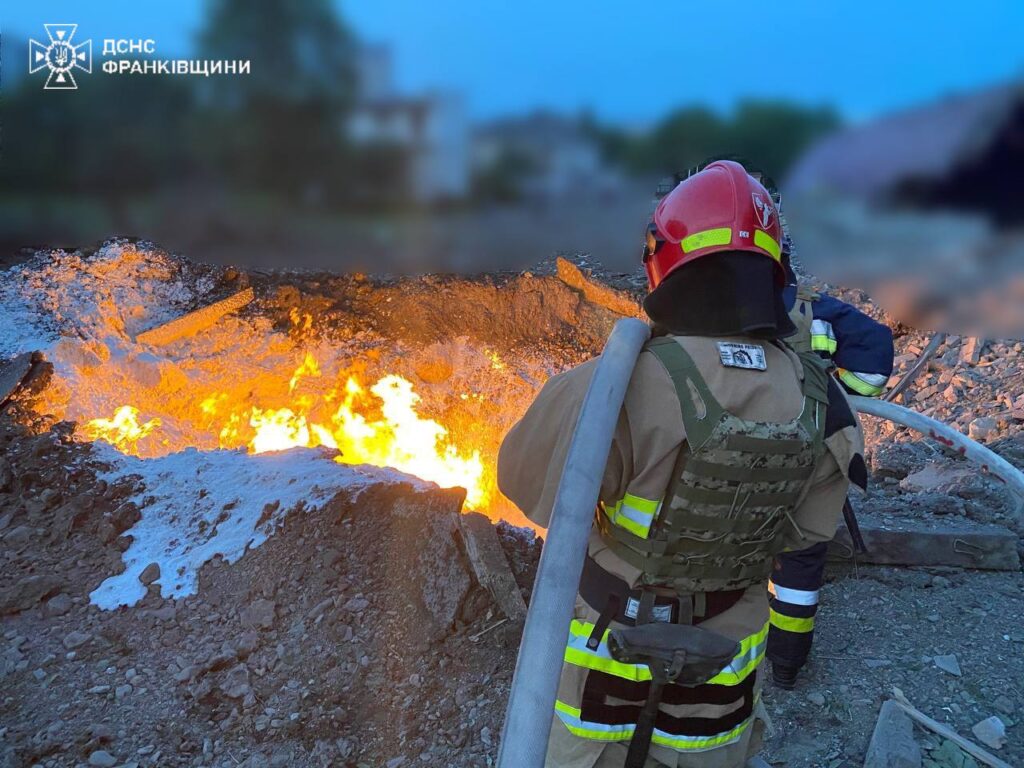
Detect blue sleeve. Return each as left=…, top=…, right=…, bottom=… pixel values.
left=812, top=294, right=894, bottom=378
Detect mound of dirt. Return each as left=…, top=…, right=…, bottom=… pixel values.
left=0, top=411, right=524, bottom=768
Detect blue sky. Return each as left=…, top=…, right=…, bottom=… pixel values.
left=4, top=1, right=1022, bottom=123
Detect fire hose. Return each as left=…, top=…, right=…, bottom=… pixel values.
left=849, top=396, right=1024, bottom=513
left=497, top=318, right=651, bottom=768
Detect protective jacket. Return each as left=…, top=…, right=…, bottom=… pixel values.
left=784, top=285, right=894, bottom=396
left=498, top=333, right=864, bottom=768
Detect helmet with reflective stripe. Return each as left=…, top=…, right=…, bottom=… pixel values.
left=643, top=160, right=785, bottom=290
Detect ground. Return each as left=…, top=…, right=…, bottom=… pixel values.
left=1, top=245, right=1022, bottom=767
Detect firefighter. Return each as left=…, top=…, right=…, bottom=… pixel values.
left=498, top=160, right=866, bottom=768
left=766, top=240, right=894, bottom=689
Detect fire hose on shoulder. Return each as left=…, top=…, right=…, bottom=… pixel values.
left=496, top=318, right=651, bottom=768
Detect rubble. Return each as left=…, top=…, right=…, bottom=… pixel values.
left=1, top=244, right=1023, bottom=766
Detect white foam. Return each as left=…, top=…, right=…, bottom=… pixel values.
left=89, top=443, right=422, bottom=609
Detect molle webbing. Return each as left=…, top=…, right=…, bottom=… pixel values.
left=598, top=337, right=828, bottom=590
left=786, top=289, right=818, bottom=354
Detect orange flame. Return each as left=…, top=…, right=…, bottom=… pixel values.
left=84, top=406, right=162, bottom=452
left=84, top=355, right=489, bottom=509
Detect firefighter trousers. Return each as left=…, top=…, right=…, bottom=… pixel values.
left=766, top=542, right=828, bottom=670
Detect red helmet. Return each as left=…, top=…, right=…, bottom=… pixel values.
left=643, top=160, right=784, bottom=290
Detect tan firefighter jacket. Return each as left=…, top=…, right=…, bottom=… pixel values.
left=498, top=332, right=864, bottom=768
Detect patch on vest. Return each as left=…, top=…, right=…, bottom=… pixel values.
left=717, top=342, right=767, bottom=371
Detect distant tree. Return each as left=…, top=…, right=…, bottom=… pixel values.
left=727, top=101, right=841, bottom=182
left=196, top=0, right=357, bottom=199
left=1, top=72, right=192, bottom=194
left=629, top=107, right=730, bottom=175
left=609, top=101, right=842, bottom=182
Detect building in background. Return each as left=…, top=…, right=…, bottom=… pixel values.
left=348, top=43, right=469, bottom=203
left=472, top=111, right=626, bottom=203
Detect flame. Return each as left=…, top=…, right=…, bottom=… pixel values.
left=84, top=406, right=162, bottom=452
left=84, top=355, right=490, bottom=509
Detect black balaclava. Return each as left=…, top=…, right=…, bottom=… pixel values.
left=643, top=251, right=797, bottom=339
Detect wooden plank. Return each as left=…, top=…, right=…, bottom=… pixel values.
left=829, top=521, right=1019, bottom=570
left=457, top=512, right=527, bottom=622
left=135, top=287, right=254, bottom=346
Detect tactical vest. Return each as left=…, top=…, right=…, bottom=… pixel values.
left=785, top=286, right=820, bottom=354
left=597, top=336, right=829, bottom=593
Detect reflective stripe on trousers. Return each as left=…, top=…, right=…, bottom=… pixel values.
left=565, top=620, right=768, bottom=686
left=554, top=698, right=758, bottom=752
left=768, top=582, right=819, bottom=606
left=557, top=620, right=768, bottom=751
left=767, top=543, right=828, bottom=668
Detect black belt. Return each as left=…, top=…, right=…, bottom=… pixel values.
left=579, top=555, right=746, bottom=649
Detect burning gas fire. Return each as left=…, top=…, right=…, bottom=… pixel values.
left=83, top=353, right=489, bottom=509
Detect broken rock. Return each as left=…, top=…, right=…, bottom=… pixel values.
left=865, top=700, right=922, bottom=768
left=240, top=598, right=276, bottom=629
left=138, top=562, right=161, bottom=586
left=62, top=631, right=92, bottom=650
left=970, top=716, right=1007, bottom=750
left=934, top=654, right=962, bottom=677
left=219, top=664, right=251, bottom=699
left=968, top=417, right=998, bottom=441
left=0, top=574, right=63, bottom=615
left=88, top=750, right=118, bottom=768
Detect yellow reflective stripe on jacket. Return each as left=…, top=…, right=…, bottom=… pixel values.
left=565, top=620, right=768, bottom=686
left=753, top=229, right=781, bottom=261
left=769, top=608, right=814, bottom=633
left=837, top=368, right=887, bottom=397
left=555, top=699, right=755, bottom=751
left=601, top=493, right=661, bottom=539
left=681, top=227, right=731, bottom=253
left=809, top=319, right=838, bottom=354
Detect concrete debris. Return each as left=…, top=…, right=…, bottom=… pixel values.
left=960, top=338, right=987, bottom=366
left=135, top=287, right=254, bottom=347
left=970, top=717, right=1007, bottom=751
left=87, top=750, right=118, bottom=767
left=0, top=352, right=36, bottom=408
left=864, top=700, right=922, bottom=768
left=457, top=511, right=528, bottom=622
left=900, top=463, right=976, bottom=493
left=934, top=654, right=963, bottom=677
left=968, top=417, right=999, bottom=442
left=239, top=598, right=276, bottom=630
left=830, top=520, right=1020, bottom=570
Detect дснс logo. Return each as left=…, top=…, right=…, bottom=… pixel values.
left=29, top=24, right=92, bottom=90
